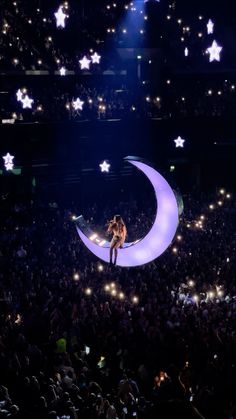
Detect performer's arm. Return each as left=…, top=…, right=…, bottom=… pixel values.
left=107, top=221, right=115, bottom=233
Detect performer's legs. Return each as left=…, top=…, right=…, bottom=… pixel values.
left=110, top=237, right=119, bottom=264
left=110, top=238, right=122, bottom=265
left=113, top=239, right=122, bottom=265
left=114, top=248, right=118, bottom=265
left=109, top=246, right=114, bottom=264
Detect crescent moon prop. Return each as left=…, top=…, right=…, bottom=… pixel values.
left=75, top=156, right=179, bottom=267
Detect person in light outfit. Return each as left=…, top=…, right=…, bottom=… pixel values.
left=107, top=215, right=127, bottom=265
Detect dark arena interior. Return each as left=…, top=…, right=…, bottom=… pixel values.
left=0, top=0, right=236, bottom=418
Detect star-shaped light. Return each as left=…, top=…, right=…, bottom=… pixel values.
left=72, top=97, right=84, bottom=111
left=16, top=89, right=23, bottom=102
left=207, top=19, right=214, bottom=35
left=21, top=95, right=34, bottom=109
left=91, top=52, right=101, bottom=64
left=79, top=56, right=91, bottom=70
left=206, top=40, right=222, bottom=62
left=3, top=153, right=14, bottom=171
left=99, top=160, right=110, bottom=172
left=59, top=66, right=66, bottom=76
left=184, top=47, right=189, bottom=57
left=174, top=136, right=185, bottom=148
left=54, top=6, right=67, bottom=28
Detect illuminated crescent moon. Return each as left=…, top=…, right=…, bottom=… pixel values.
left=75, top=156, right=179, bottom=267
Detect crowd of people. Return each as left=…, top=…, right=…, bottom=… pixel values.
left=1, top=0, right=236, bottom=124
left=1, top=1, right=236, bottom=418
left=0, top=82, right=161, bottom=122
left=1, top=77, right=236, bottom=123
left=0, top=189, right=235, bottom=418
left=0, top=0, right=235, bottom=73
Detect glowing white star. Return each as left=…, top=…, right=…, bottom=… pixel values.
left=16, top=89, right=23, bottom=102
left=207, top=40, right=222, bottom=62
left=59, top=66, right=66, bottom=76
left=99, top=161, right=110, bottom=172
left=21, top=95, right=34, bottom=109
left=3, top=153, right=14, bottom=171
left=207, top=19, right=214, bottom=35
left=79, top=56, right=91, bottom=70
left=72, top=98, right=84, bottom=111
left=91, top=52, right=101, bottom=64
left=184, top=47, right=189, bottom=57
left=174, top=136, right=185, bottom=148
left=54, top=6, right=67, bottom=28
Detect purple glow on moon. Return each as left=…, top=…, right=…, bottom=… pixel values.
left=76, top=158, right=179, bottom=267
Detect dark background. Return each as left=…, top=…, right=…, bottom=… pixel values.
left=0, top=116, right=235, bottom=203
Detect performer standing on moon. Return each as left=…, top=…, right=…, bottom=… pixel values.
left=107, top=215, right=127, bottom=265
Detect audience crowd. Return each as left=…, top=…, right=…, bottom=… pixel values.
left=1, top=2, right=236, bottom=419
left=1, top=0, right=235, bottom=73
left=1, top=0, right=236, bottom=124
left=1, top=78, right=236, bottom=123
left=0, top=189, right=235, bottom=418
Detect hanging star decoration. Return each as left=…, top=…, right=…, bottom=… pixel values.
left=16, top=89, right=23, bottom=102
left=72, top=97, right=84, bottom=111
left=16, top=89, right=34, bottom=109
left=21, top=95, right=34, bottom=109
left=91, top=52, right=101, bottom=64
left=99, top=161, right=110, bottom=172
left=3, top=153, right=14, bottom=171
left=207, top=40, right=222, bottom=62
left=79, top=56, right=91, bottom=70
left=54, top=6, right=67, bottom=28
left=174, top=136, right=185, bottom=148
left=207, top=19, right=214, bottom=35
left=59, top=67, right=66, bottom=76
